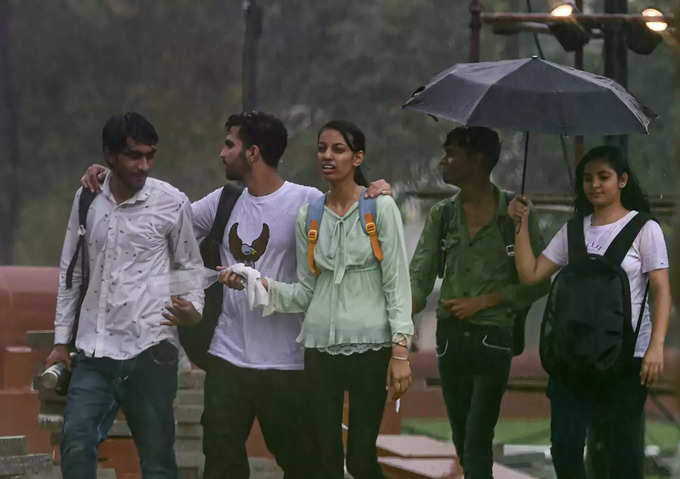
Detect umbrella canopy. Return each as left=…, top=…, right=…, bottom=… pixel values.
left=402, top=57, right=656, bottom=136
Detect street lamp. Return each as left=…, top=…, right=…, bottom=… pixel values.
left=642, top=8, right=668, bottom=32
left=549, top=1, right=589, bottom=52
left=550, top=1, right=577, bottom=17
left=627, top=8, right=667, bottom=54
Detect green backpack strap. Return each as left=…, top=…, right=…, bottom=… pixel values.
left=438, top=195, right=457, bottom=278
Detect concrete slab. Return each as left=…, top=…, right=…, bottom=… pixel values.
left=176, top=423, right=203, bottom=439
left=175, top=405, right=202, bottom=424
left=376, top=434, right=456, bottom=458
left=178, top=370, right=205, bottom=390
left=0, top=453, right=53, bottom=476
left=378, top=457, right=462, bottom=478
left=97, top=468, right=118, bottom=479
left=492, top=463, right=539, bottom=478
left=176, top=389, right=203, bottom=406
left=0, top=435, right=28, bottom=457
left=25, top=330, right=55, bottom=349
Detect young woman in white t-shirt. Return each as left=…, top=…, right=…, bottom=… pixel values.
left=508, top=145, right=671, bottom=479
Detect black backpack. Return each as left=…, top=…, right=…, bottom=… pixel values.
left=440, top=191, right=530, bottom=356
left=540, top=212, right=651, bottom=393
left=178, top=183, right=243, bottom=370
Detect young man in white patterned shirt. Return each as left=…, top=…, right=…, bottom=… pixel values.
left=46, top=112, right=204, bottom=479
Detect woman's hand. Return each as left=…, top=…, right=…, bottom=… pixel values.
left=386, top=356, right=412, bottom=401
left=80, top=164, right=109, bottom=192
left=641, top=342, right=664, bottom=386
left=508, top=195, right=531, bottom=226
left=217, top=266, right=245, bottom=291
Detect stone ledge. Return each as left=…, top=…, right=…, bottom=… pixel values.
left=0, top=435, right=28, bottom=457
left=0, top=453, right=53, bottom=476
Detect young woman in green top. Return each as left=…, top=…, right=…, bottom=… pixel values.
left=262, top=120, right=413, bottom=478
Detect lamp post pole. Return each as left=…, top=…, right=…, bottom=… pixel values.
left=242, top=0, right=263, bottom=112
left=603, top=0, right=629, bottom=158
left=0, top=0, right=19, bottom=264
left=574, top=0, right=584, bottom=165
left=469, top=0, right=483, bottom=62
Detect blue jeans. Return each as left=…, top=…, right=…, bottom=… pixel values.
left=548, top=359, right=647, bottom=479
left=436, top=321, right=512, bottom=479
left=61, top=341, right=179, bottom=479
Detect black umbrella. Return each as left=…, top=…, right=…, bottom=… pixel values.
left=402, top=57, right=657, bottom=193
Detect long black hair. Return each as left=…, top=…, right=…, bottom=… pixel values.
left=317, top=120, right=369, bottom=187
left=574, top=145, right=650, bottom=216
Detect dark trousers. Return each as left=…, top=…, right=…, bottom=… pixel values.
left=202, top=355, right=313, bottom=479
left=436, top=321, right=512, bottom=479
left=304, top=348, right=391, bottom=479
left=61, top=341, right=179, bottom=479
left=548, top=359, right=647, bottom=479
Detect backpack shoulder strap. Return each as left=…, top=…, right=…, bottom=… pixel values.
left=306, top=194, right=326, bottom=275
left=359, top=192, right=383, bottom=262
left=603, top=212, right=651, bottom=266
left=499, top=190, right=517, bottom=254
left=567, top=216, right=587, bottom=264
left=211, top=183, right=243, bottom=244
left=438, top=194, right=457, bottom=278
left=65, top=188, right=98, bottom=289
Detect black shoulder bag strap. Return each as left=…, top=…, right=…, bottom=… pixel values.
left=64, top=188, right=98, bottom=349
left=567, top=215, right=588, bottom=265
left=179, top=183, right=243, bottom=370
left=200, top=183, right=243, bottom=268
left=602, top=212, right=652, bottom=343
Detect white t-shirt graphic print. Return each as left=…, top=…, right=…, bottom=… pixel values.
left=542, top=211, right=668, bottom=358
left=192, top=181, right=322, bottom=370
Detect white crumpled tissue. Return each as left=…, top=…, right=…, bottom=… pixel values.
left=229, top=263, right=269, bottom=311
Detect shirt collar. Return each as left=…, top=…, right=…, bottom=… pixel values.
left=101, top=172, right=152, bottom=206
left=494, top=184, right=509, bottom=219
left=452, top=183, right=506, bottom=217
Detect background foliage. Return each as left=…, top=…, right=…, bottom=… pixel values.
left=1, top=0, right=676, bottom=265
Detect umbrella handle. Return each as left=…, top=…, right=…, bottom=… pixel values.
left=520, top=131, right=529, bottom=196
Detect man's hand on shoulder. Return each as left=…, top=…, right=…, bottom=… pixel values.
left=161, top=296, right=201, bottom=327
left=45, top=344, right=72, bottom=371
left=365, top=179, right=392, bottom=198
left=80, top=164, right=109, bottom=193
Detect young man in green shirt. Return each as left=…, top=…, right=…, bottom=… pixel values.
left=409, top=126, right=549, bottom=479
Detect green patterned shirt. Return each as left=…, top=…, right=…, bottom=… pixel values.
left=410, top=185, right=549, bottom=329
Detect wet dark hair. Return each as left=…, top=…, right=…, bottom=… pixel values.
left=225, top=111, right=288, bottom=168
left=102, top=112, right=158, bottom=153
left=574, top=145, right=650, bottom=216
left=317, top=120, right=368, bottom=187
left=443, top=126, right=501, bottom=174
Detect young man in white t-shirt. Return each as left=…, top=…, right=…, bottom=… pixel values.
left=192, top=112, right=320, bottom=478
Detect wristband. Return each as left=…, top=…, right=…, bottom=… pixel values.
left=391, top=355, right=409, bottom=361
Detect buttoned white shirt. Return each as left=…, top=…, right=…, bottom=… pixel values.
left=54, top=174, right=204, bottom=359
